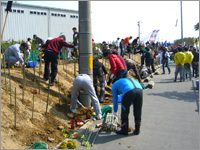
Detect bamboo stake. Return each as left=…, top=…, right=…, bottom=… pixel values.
left=33, top=49, right=36, bottom=80
left=22, top=49, right=26, bottom=103
left=59, top=49, right=61, bottom=65
left=32, top=79, right=36, bottom=120
left=63, top=48, right=65, bottom=70
left=66, top=50, right=68, bottom=78
left=74, top=58, right=76, bottom=77
left=8, top=49, right=12, bottom=105
left=46, top=77, right=51, bottom=115
left=3, top=54, right=8, bottom=91
left=58, top=78, right=61, bottom=105
left=39, top=62, right=41, bottom=94
left=14, top=87, right=17, bottom=129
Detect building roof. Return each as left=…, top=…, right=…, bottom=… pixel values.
left=1, top=1, right=78, bottom=13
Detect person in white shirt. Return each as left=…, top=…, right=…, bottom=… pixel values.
left=115, top=37, right=120, bottom=54
left=27, top=38, right=32, bottom=58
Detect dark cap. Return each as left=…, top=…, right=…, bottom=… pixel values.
left=177, top=47, right=182, bottom=51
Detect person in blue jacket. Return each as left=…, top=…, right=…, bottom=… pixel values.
left=112, top=78, right=143, bottom=135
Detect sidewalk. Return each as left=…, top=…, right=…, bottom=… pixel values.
left=58, top=63, right=199, bottom=149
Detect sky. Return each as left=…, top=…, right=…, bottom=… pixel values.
left=13, top=1, right=199, bottom=43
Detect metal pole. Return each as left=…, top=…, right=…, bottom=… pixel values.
left=78, top=1, right=93, bottom=107
left=180, top=1, right=184, bottom=46
left=1, top=12, right=8, bottom=43
left=15, top=87, right=17, bottom=129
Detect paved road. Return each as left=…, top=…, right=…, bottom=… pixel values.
left=61, top=63, right=199, bottom=149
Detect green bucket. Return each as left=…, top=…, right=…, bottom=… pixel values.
left=28, top=141, right=48, bottom=149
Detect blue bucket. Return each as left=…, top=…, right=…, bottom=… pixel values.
left=29, top=61, right=38, bottom=68
left=196, top=80, right=199, bottom=90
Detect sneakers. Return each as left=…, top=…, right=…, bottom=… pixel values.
left=43, top=78, right=48, bottom=81
left=97, top=114, right=102, bottom=120
left=50, top=82, right=55, bottom=86
left=70, top=107, right=77, bottom=114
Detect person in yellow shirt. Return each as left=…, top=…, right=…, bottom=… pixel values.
left=174, top=47, right=186, bottom=82
left=183, top=47, right=194, bottom=81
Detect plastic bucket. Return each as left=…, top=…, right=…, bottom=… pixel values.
left=196, top=80, right=199, bottom=90
left=29, top=61, right=38, bottom=68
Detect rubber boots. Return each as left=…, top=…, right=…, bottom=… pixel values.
left=116, top=120, right=128, bottom=135
left=134, top=120, right=141, bottom=135
left=99, top=82, right=105, bottom=103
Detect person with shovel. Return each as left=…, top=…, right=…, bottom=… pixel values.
left=70, top=74, right=102, bottom=120
left=112, top=78, right=143, bottom=135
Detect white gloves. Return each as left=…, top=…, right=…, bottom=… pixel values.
left=113, top=112, right=117, bottom=116
left=105, top=81, right=107, bottom=87
left=110, top=74, right=115, bottom=79
left=75, top=46, right=78, bottom=49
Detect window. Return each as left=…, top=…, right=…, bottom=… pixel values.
left=61, top=14, right=63, bottom=17
left=13, top=9, right=16, bottom=13
left=30, top=11, right=33, bottom=14
left=76, top=16, right=78, bottom=18
left=34, top=11, right=36, bottom=14
left=44, top=12, right=47, bottom=15
left=17, top=10, right=20, bottom=13
left=58, top=14, right=60, bottom=16
left=37, top=12, right=40, bottom=15
left=55, top=14, right=57, bottom=16
left=63, top=14, right=66, bottom=17
left=21, top=10, right=24, bottom=13
left=51, top=13, right=54, bottom=16
left=41, top=12, right=43, bottom=15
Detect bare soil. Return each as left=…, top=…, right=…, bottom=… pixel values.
left=1, top=54, right=143, bottom=149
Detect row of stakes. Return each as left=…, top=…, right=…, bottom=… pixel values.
left=1, top=46, right=79, bottom=129
left=2, top=45, right=132, bottom=129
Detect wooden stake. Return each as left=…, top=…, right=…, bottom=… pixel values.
left=46, top=77, right=51, bottom=115
left=74, top=58, right=76, bottom=77
left=33, top=49, right=36, bottom=80
left=66, top=50, right=68, bottom=78
left=22, top=49, right=26, bottom=103
left=32, top=79, right=36, bottom=120
left=14, top=87, right=17, bottom=129
left=8, top=49, right=12, bottom=105
left=3, top=54, right=8, bottom=91
left=58, top=78, right=61, bottom=105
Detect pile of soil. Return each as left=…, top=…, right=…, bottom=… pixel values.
left=1, top=54, right=144, bottom=149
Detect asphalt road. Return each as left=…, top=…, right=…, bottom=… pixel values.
left=59, top=63, right=199, bottom=149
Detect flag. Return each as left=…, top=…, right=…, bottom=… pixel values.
left=175, top=19, right=178, bottom=27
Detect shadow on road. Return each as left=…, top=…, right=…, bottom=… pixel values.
left=147, top=91, right=198, bottom=103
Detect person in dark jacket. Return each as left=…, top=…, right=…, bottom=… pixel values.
left=41, top=35, right=77, bottom=86
left=120, top=39, right=124, bottom=57
left=127, top=43, right=131, bottom=59
left=93, top=58, right=108, bottom=103
left=144, top=47, right=152, bottom=74
left=191, top=46, right=199, bottom=78
left=132, top=37, right=139, bottom=54
left=72, top=27, right=79, bottom=58
left=112, top=78, right=143, bottom=135
left=137, top=45, right=145, bottom=66
left=161, top=46, right=171, bottom=74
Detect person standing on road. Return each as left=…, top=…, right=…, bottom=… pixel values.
left=70, top=74, right=102, bottom=120
left=144, top=47, right=152, bottom=74
left=161, top=47, right=171, bottom=74
left=136, top=45, right=145, bottom=66
left=72, top=27, right=79, bottom=58
left=174, top=47, right=186, bottom=82
left=191, top=46, right=199, bottom=78
left=132, top=37, right=139, bottom=54
left=103, top=50, right=127, bottom=84
left=183, top=46, right=193, bottom=81
left=112, top=78, right=143, bottom=135
left=41, top=35, right=77, bottom=86
left=125, top=59, right=142, bottom=83
left=93, top=58, right=108, bottom=103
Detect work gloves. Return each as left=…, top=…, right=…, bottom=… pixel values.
left=110, top=74, right=115, bottom=79
left=113, top=112, right=117, bottom=116
left=105, top=81, right=107, bottom=87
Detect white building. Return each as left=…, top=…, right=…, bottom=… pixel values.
left=1, top=1, right=78, bottom=42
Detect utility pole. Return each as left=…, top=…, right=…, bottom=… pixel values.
left=78, top=1, right=93, bottom=107
left=180, top=1, right=184, bottom=46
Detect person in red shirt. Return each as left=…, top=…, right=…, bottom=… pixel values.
left=103, top=49, right=127, bottom=84
left=41, top=35, right=77, bottom=86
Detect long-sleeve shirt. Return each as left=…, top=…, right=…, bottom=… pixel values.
left=144, top=51, right=152, bottom=64
left=41, top=37, right=75, bottom=54
left=184, top=51, right=194, bottom=64
left=73, top=32, right=79, bottom=46
left=112, top=78, right=143, bottom=113
left=123, top=37, right=130, bottom=44
left=125, top=59, right=136, bottom=70
left=120, top=41, right=124, bottom=49
left=174, top=51, right=185, bottom=65
left=4, top=44, right=24, bottom=65
left=117, top=55, right=127, bottom=69
left=192, top=51, right=199, bottom=62
left=93, top=59, right=107, bottom=74
left=109, top=54, right=125, bottom=76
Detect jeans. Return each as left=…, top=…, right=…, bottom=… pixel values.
left=44, top=50, right=58, bottom=83
left=183, top=63, right=192, bottom=81
left=162, top=59, right=170, bottom=73
left=113, top=69, right=127, bottom=84
left=174, top=64, right=184, bottom=81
